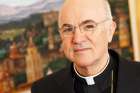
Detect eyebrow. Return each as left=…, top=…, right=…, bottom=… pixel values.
left=60, top=19, right=96, bottom=28
left=80, top=19, right=96, bottom=25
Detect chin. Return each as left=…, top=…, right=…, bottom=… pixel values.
left=74, top=57, right=96, bottom=67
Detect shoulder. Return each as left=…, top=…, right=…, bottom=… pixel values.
left=109, top=49, right=140, bottom=74
left=119, top=57, right=140, bottom=74
left=109, top=49, right=140, bottom=66
left=31, top=67, right=70, bottom=93
left=113, top=51, right=140, bottom=92
left=117, top=59, right=140, bottom=92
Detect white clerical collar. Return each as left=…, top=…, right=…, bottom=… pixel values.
left=73, top=55, right=110, bottom=85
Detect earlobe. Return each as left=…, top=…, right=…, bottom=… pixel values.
left=108, top=21, right=116, bottom=43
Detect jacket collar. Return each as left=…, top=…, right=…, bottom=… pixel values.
left=54, top=49, right=120, bottom=93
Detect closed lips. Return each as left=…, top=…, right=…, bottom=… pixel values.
left=74, top=48, right=91, bottom=52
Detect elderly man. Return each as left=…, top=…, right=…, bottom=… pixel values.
left=31, top=0, right=140, bottom=93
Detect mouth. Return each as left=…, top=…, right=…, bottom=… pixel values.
left=74, top=48, right=91, bottom=52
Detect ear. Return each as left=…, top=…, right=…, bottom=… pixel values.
left=107, top=21, right=116, bottom=43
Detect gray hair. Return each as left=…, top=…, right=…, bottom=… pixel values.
left=104, top=0, right=113, bottom=19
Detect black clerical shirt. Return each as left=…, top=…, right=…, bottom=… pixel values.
left=72, top=55, right=117, bottom=93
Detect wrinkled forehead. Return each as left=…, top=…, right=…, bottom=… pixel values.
left=59, top=0, right=107, bottom=27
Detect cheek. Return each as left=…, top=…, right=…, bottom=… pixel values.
left=62, top=39, right=75, bottom=61
left=62, top=39, right=72, bottom=51
left=97, top=29, right=109, bottom=43
left=91, top=32, right=109, bottom=53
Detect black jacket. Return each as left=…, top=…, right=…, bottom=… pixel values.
left=31, top=50, right=140, bottom=93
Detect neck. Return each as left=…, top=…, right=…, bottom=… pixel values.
left=74, top=52, right=110, bottom=77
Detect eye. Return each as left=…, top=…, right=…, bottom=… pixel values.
left=63, top=27, right=73, bottom=33
left=83, top=24, right=95, bottom=31
left=86, top=25, right=94, bottom=28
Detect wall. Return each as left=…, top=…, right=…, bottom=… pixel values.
left=128, top=0, right=140, bottom=61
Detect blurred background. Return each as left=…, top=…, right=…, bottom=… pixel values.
left=0, top=0, right=140, bottom=93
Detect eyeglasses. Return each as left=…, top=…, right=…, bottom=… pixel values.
left=59, top=18, right=112, bottom=37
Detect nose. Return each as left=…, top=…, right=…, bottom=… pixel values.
left=72, top=27, right=85, bottom=44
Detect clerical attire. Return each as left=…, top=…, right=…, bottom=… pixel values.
left=72, top=54, right=117, bottom=93
left=31, top=50, right=140, bottom=93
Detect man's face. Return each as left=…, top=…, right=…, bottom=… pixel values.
left=59, top=0, right=115, bottom=67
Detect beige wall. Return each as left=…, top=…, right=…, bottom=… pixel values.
left=136, top=0, right=140, bottom=48
left=129, top=0, right=140, bottom=61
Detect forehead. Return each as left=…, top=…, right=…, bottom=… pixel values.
left=59, top=0, right=107, bottom=27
